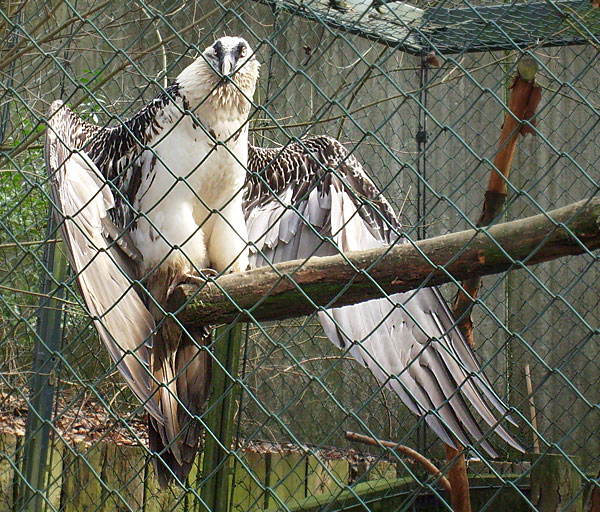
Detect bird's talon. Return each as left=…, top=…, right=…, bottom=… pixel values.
left=183, top=269, right=218, bottom=285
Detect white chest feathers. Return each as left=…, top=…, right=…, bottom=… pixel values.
left=132, top=106, right=250, bottom=277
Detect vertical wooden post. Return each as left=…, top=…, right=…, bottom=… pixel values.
left=588, top=468, right=600, bottom=512
left=524, top=364, right=540, bottom=454
left=452, top=55, right=542, bottom=346
left=445, top=444, right=471, bottom=512
left=200, top=322, right=244, bottom=512
left=447, top=56, right=542, bottom=512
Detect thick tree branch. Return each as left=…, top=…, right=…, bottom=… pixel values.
left=169, top=197, right=600, bottom=327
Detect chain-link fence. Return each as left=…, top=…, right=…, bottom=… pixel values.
left=1, top=0, right=599, bottom=511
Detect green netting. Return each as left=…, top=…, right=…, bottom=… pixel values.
left=267, top=0, right=600, bottom=54
left=0, top=0, right=599, bottom=511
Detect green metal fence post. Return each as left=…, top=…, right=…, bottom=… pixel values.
left=18, top=212, right=66, bottom=512
left=200, top=322, right=244, bottom=512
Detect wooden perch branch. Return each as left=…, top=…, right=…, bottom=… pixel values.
left=445, top=443, right=471, bottom=512
left=169, top=197, right=600, bottom=327
left=344, top=431, right=451, bottom=492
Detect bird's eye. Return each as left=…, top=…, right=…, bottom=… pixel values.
left=239, top=46, right=247, bottom=58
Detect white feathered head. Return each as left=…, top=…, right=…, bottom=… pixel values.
left=178, top=36, right=260, bottom=115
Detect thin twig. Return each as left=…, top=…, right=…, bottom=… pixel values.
left=139, top=2, right=168, bottom=88
left=0, top=283, right=78, bottom=306
left=344, top=431, right=451, bottom=492
left=0, top=239, right=61, bottom=249
left=336, top=45, right=388, bottom=139
left=265, top=356, right=358, bottom=383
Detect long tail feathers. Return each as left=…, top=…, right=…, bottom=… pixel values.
left=148, top=318, right=212, bottom=488
left=146, top=271, right=213, bottom=488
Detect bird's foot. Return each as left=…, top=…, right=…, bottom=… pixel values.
left=228, top=259, right=249, bottom=274
left=183, top=268, right=219, bottom=285
left=167, top=269, right=218, bottom=297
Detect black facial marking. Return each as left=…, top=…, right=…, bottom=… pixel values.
left=213, top=41, right=224, bottom=60
left=236, top=42, right=247, bottom=58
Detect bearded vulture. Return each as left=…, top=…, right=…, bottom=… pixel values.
left=245, top=138, right=523, bottom=457
left=45, top=36, right=259, bottom=487
left=45, top=36, right=520, bottom=489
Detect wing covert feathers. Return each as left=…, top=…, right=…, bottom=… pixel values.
left=246, top=136, right=523, bottom=456
left=45, top=103, right=161, bottom=421
left=45, top=100, right=213, bottom=488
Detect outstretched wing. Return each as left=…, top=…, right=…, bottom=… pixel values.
left=45, top=101, right=162, bottom=421
left=245, top=136, right=521, bottom=455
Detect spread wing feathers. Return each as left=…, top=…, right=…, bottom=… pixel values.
left=45, top=102, right=161, bottom=421
left=46, top=99, right=212, bottom=488
left=245, top=136, right=522, bottom=455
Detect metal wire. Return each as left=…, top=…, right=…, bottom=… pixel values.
left=0, top=0, right=599, bottom=511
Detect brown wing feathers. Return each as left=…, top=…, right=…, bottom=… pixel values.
left=245, top=136, right=522, bottom=456
left=45, top=100, right=210, bottom=487
left=45, top=101, right=161, bottom=420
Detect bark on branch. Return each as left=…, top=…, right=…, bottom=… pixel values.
left=453, top=56, right=542, bottom=347
left=169, top=197, right=600, bottom=327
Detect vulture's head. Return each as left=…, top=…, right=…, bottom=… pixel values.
left=179, top=36, right=260, bottom=115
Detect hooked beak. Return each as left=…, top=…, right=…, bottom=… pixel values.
left=218, top=53, right=235, bottom=76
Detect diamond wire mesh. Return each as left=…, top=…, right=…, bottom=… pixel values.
left=0, top=0, right=599, bottom=511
